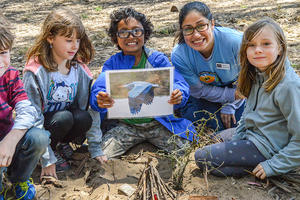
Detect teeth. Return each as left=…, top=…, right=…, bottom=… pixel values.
left=127, top=42, right=137, bottom=45
left=193, top=39, right=204, bottom=44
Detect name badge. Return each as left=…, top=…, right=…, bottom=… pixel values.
left=216, top=63, right=230, bottom=70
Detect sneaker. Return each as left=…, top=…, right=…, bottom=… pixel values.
left=54, top=151, right=70, bottom=172
left=0, top=188, right=4, bottom=200
left=57, top=143, right=73, bottom=160
left=0, top=187, right=8, bottom=200
left=14, top=179, right=36, bottom=200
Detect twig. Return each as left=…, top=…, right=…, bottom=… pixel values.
left=269, top=179, right=292, bottom=193
left=75, top=156, right=88, bottom=177
left=143, top=170, right=146, bottom=200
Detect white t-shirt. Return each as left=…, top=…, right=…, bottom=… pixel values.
left=45, top=67, right=79, bottom=112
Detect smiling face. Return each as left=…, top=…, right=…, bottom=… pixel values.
left=246, top=26, right=281, bottom=72
left=182, top=10, right=215, bottom=58
left=47, top=31, right=80, bottom=65
left=116, top=17, right=145, bottom=57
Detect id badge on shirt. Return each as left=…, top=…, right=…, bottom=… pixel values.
left=216, top=63, right=230, bottom=70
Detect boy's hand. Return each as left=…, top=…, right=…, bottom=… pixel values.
left=253, top=164, right=266, bottom=179
left=96, top=92, right=114, bottom=108
left=168, top=89, right=183, bottom=105
left=0, top=129, right=26, bottom=167
left=41, top=164, right=58, bottom=180
left=0, top=140, right=16, bottom=167
left=95, top=155, right=108, bottom=164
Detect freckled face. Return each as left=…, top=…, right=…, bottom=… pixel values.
left=116, top=18, right=145, bottom=57
left=246, top=26, right=281, bottom=72
left=182, top=11, right=215, bottom=58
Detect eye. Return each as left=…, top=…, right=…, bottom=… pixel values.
left=133, top=28, right=144, bottom=36
left=0, top=50, right=8, bottom=55
left=183, top=27, right=193, bottom=31
left=263, top=42, right=271, bottom=46
left=133, top=29, right=140, bottom=34
left=182, top=26, right=194, bottom=35
left=196, top=24, right=208, bottom=31
left=118, top=30, right=127, bottom=34
left=247, top=43, right=255, bottom=47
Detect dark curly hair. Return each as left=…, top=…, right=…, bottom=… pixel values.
left=174, top=1, right=213, bottom=44
left=108, top=7, right=153, bottom=50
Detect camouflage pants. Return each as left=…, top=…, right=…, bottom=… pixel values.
left=101, top=120, right=190, bottom=158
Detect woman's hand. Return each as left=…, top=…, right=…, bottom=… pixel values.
left=253, top=164, right=266, bottom=179
left=235, top=89, right=246, bottom=100
left=41, top=164, right=57, bottom=180
left=220, top=113, right=236, bottom=129
left=96, top=92, right=115, bottom=108
left=168, top=89, right=183, bottom=105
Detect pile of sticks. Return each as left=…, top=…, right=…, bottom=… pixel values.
left=132, top=160, right=176, bottom=200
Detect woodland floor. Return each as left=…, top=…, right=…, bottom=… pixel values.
left=2, top=0, right=300, bottom=199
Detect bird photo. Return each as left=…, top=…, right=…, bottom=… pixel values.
left=106, top=67, right=174, bottom=118
left=122, top=81, right=160, bottom=115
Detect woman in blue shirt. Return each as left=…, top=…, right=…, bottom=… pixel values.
left=171, top=1, right=245, bottom=131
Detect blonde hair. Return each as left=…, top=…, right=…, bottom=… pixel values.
left=238, top=17, right=287, bottom=97
left=0, top=14, right=14, bottom=50
left=26, top=8, right=94, bottom=71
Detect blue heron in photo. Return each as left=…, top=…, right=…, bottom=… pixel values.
left=122, top=81, right=160, bottom=115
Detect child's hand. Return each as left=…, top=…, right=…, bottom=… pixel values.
left=221, top=113, right=236, bottom=129
left=96, top=92, right=115, bottom=108
left=95, top=155, right=108, bottom=164
left=41, top=164, right=58, bottom=180
left=0, top=129, right=25, bottom=167
left=235, top=89, right=246, bottom=100
left=0, top=140, right=16, bottom=167
left=168, top=89, right=183, bottom=105
left=253, top=164, right=266, bottom=179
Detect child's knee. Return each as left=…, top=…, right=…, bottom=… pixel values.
left=52, top=110, right=74, bottom=129
left=194, top=147, right=211, bottom=168
left=25, top=128, right=49, bottom=153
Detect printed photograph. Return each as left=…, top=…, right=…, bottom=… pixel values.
left=106, top=67, right=174, bottom=118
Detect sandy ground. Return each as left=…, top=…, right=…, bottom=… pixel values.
left=2, top=0, right=300, bottom=199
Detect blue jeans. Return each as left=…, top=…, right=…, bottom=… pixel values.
left=179, top=96, right=245, bottom=131
left=0, top=127, right=49, bottom=191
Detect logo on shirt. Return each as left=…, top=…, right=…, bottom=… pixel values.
left=46, top=80, right=77, bottom=112
left=198, top=72, right=220, bottom=84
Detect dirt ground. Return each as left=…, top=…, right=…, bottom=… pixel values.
left=2, top=0, right=300, bottom=199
